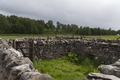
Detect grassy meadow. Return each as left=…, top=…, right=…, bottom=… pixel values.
left=0, top=33, right=119, bottom=40
left=33, top=53, right=101, bottom=80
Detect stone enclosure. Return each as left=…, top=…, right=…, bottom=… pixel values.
left=4, top=36, right=120, bottom=80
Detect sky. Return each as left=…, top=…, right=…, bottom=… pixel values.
left=0, top=0, right=120, bottom=31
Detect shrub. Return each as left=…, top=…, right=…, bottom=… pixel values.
left=68, top=52, right=78, bottom=62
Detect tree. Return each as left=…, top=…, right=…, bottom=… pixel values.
left=0, top=13, right=117, bottom=35
left=108, top=28, right=111, bottom=35
left=56, top=21, right=61, bottom=32
left=46, top=20, right=54, bottom=31
left=61, top=24, right=66, bottom=32
left=45, top=23, right=49, bottom=31
left=71, top=24, right=79, bottom=34
left=117, top=29, right=120, bottom=34
left=66, top=24, right=71, bottom=33
left=0, top=14, right=11, bottom=33
left=78, top=26, right=83, bottom=35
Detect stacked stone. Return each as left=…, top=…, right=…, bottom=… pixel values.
left=6, top=37, right=120, bottom=64
left=34, top=39, right=87, bottom=60
left=0, top=38, right=51, bottom=80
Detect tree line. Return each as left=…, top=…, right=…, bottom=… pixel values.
left=0, top=14, right=120, bottom=35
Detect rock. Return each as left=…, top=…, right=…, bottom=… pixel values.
left=112, top=59, right=120, bottom=67
left=35, top=55, right=38, bottom=60
left=19, top=72, right=41, bottom=80
left=82, top=78, right=88, bottom=80
left=87, top=73, right=120, bottom=80
left=101, top=42, right=109, bottom=45
left=5, top=57, right=35, bottom=72
left=9, top=64, right=32, bottom=80
left=27, top=74, right=52, bottom=80
left=111, top=57, right=118, bottom=63
left=34, top=41, right=37, bottom=45
left=39, top=59, right=42, bottom=61
left=98, top=64, right=120, bottom=78
left=4, top=47, right=23, bottom=58
left=111, top=43, right=120, bottom=46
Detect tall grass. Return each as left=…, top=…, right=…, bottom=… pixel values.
left=33, top=52, right=101, bottom=80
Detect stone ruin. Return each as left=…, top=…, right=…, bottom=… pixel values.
left=4, top=36, right=120, bottom=80
left=0, top=38, right=52, bottom=80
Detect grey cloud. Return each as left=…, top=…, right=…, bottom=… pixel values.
left=0, top=0, right=120, bottom=30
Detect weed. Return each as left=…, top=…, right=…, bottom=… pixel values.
left=68, top=52, right=78, bottom=62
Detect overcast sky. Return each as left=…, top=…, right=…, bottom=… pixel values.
left=0, top=0, right=120, bottom=30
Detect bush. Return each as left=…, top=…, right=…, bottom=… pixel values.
left=68, top=52, right=78, bottom=62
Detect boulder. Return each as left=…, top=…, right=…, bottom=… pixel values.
left=87, top=73, right=120, bottom=80
left=98, top=59, right=120, bottom=78
left=27, top=74, right=52, bottom=80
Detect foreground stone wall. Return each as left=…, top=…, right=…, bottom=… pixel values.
left=0, top=38, right=51, bottom=80
left=7, top=37, right=120, bottom=64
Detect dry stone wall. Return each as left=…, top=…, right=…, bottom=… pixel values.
left=4, top=36, right=120, bottom=80
left=7, top=36, right=120, bottom=64
left=0, top=38, right=51, bottom=80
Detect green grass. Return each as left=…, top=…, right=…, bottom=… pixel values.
left=87, top=35, right=119, bottom=40
left=1, top=35, right=119, bottom=40
left=33, top=54, right=101, bottom=80
left=0, top=33, right=72, bottom=40
left=0, top=36, right=40, bottom=40
left=0, top=33, right=119, bottom=40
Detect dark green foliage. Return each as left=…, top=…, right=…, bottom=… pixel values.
left=68, top=52, right=78, bottom=62
left=46, top=20, right=54, bottom=31
left=0, top=13, right=118, bottom=35
left=0, top=14, right=45, bottom=34
left=67, top=52, right=101, bottom=66
left=67, top=52, right=101, bottom=75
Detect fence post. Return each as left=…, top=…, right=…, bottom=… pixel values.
left=13, top=39, right=16, bottom=49
left=31, top=40, right=34, bottom=61
left=72, top=34, right=74, bottom=39
left=55, top=35, right=57, bottom=40
left=47, top=36, right=49, bottom=40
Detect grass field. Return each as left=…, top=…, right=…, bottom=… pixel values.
left=0, top=33, right=119, bottom=40
left=87, top=35, right=119, bottom=40
left=33, top=53, right=101, bottom=80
